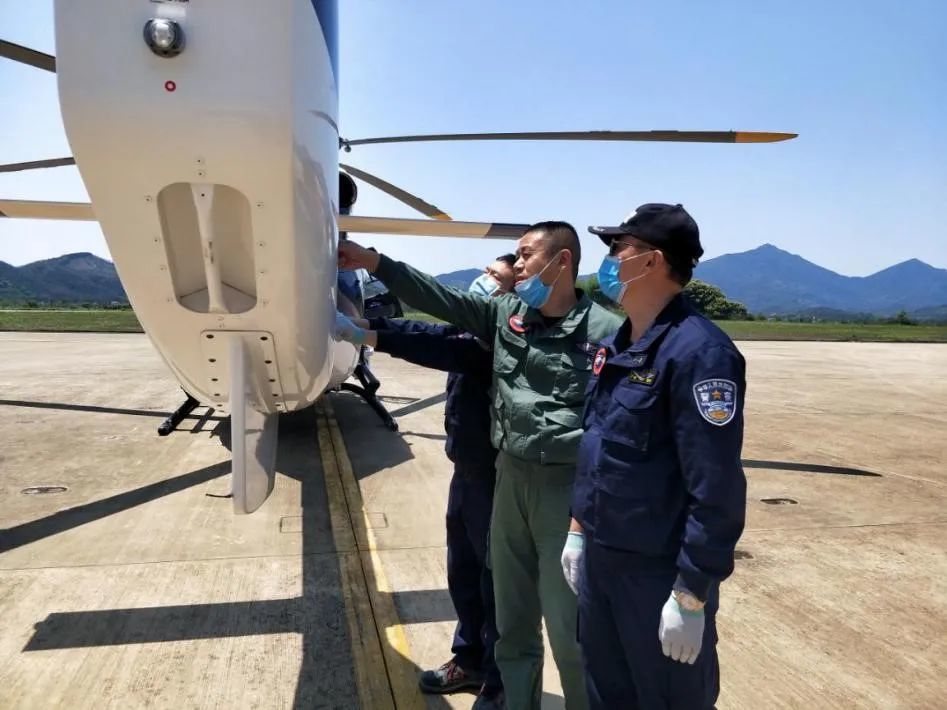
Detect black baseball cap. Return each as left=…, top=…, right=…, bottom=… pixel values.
left=589, top=203, right=703, bottom=269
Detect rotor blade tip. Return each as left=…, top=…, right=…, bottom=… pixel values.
left=735, top=132, right=799, bottom=143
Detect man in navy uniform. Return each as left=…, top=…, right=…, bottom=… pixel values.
left=561, top=204, right=747, bottom=709
left=334, top=254, right=516, bottom=710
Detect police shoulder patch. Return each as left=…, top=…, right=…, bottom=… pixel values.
left=693, top=379, right=738, bottom=426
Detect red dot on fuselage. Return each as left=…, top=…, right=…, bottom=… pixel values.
left=165, top=80, right=177, bottom=92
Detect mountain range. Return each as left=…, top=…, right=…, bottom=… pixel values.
left=695, top=245, right=947, bottom=317
left=0, top=253, right=127, bottom=303
left=2, top=247, right=946, bottom=320
left=435, top=244, right=947, bottom=320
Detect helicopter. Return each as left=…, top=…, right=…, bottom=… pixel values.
left=0, top=0, right=795, bottom=514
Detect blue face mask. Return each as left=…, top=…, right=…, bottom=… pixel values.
left=514, top=252, right=563, bottom=309
left=597, top=250, right=653, bottom=304
left=468, top=273, right=501, bottom=298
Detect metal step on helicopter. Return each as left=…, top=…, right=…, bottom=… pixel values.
left=0, top=0, right=796, bottom=513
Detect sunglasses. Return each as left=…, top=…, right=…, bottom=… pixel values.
left=608, top=239, right=653, bottom=257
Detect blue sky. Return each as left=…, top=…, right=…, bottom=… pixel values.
left=1, top=1, right=945, bottom=277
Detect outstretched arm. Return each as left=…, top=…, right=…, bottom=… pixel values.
left=339, top=241, right=499, bottom=341
left=375, top=330, right=492, bottom=377
left=333, top=314, right=484, bottom=377
left=368, top=317, right=457, bottom=336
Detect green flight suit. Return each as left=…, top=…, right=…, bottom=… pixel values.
left=375, top=255, right=622, bottom=709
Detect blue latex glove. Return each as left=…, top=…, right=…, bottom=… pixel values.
left=560, top=531, right=584, bottom=595
left=658, top=593, right=705, bottom=664
left=334, top=312, right=366, bottom=345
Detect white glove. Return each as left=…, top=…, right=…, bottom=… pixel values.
left=658, top=592, right=705, bottom=664
left=334, top=312, right=366, bottom=345
left=560, top=531, right=584, bottom=595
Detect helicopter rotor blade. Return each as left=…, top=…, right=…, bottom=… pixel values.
left=0, top=39, right=56, bottom=73
left=340, top=163, right=451, bottom=220
left=337, top=215, right=525, bottom=240
left=0, top=157, right=76, bottom=174
left=341, top=130, right=798, bottom=151
left=0, top=200, right=95, bottom=221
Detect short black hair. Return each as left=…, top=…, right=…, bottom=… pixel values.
left=668, top=263, right=693, bottom=287
left=657, top=249, right=693, bottom=286
left=525, top=221, right=581, bottom=279
left=495, top=253, right=516, bottom=267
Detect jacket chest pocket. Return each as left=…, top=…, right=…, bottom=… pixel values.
left=598, top=384, right=659, bottom=474
left=590, top=381, right=667, bottom=554
left=494, top=326, right=527, bottom=375
left=554, top=351, right=592, bottom=404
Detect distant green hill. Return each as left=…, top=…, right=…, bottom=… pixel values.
left=434, top=268, right=481, bottom=290
left=0, top=253, right=127, bottom=304
left=695, top=245, right=947, bottom=317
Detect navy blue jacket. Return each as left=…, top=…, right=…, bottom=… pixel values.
left=369, top=318, right=496, bottom=473
left=572, top=294, right=747, bottom=601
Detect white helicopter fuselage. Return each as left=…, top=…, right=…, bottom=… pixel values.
left=54, top=0, right=355, bottom=423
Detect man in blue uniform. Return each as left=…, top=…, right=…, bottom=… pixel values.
left=561, top=204, right=747, bottom=709
left=334, top=255, right=516, bottom=710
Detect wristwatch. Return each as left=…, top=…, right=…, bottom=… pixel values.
left=672, top=589, right=705, bottom=612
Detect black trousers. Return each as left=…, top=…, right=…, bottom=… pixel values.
left=578, top=541, right=720, bottom=709
left=447, top=462, right=501, bottom=694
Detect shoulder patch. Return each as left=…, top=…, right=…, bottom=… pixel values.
left=508, top=314, right=526, bottom=334
left=592, top=347, right=607, bottom=376
left=693, top=379, right=738, bottom=426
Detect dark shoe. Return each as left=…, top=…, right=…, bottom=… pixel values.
left=473, top=689, right=505, bottom=709
left=418, top=659, right=484, bottom=694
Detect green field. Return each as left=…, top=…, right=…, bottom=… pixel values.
left=1, top=309, right=945, bottom=342
left=717, top=320, right=947, bottom=342
left=402, top=311, right=947, bottom=342
left=0, top=310, right=143, bottom=333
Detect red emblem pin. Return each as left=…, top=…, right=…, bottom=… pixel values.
left=592, top=347, right=607, bottom=376
left=508, top=314, right=526, bottom=334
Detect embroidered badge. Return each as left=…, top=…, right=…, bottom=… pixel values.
left=628, top=368, right=657, bottom=386
left=628, top=354, right=647, bottom=368
left=508, top=314, right=527, bottom=334
left=592, top=347, right=607, bottom=376
left=693, top=379, right=738, bottom=426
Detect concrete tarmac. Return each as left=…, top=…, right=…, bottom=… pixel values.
left=0, top=333, right=944, bottom=709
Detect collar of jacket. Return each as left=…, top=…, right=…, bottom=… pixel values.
left=519, top=289, right=595, bottom=337
left=603, top=293, right=691, bottom=364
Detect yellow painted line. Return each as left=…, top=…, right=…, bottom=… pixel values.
left=316, top=403, right=394, bottom=710
left=318, top=398, right=425, bottom=710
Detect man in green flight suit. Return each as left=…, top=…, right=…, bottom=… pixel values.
left=339, top=222, right=622, bottom=710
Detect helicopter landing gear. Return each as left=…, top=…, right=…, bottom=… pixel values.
left=340, top=347, right=398, bottom=431
left=158, top=391, right=201, bottom=436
